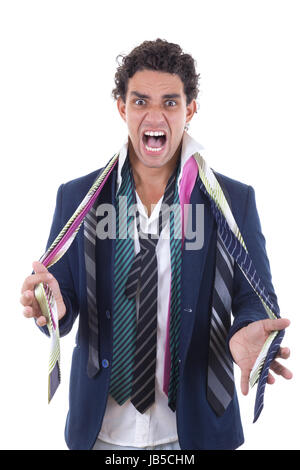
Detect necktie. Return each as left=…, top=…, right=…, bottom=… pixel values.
left=166, top=169, right=182, bottom=411
left=126, top=213, right=159, bottom=413
left=207, top=234, right=235, bottom=415
left=252, top=328, right=284, bottom=422
left=109, top=156, right=137, bottom=405
left=207, top=173, right=235, bottom=416
left=125, top=165, right=179, bottom=413
left=84, top=205, right=100, bottom=378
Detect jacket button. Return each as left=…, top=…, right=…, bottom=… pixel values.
left=106, top=310, right=111, bottom=319
left=102, top=359, right=110, bottom=368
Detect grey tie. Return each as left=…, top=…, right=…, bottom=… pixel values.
left=207, top=234, right=235, bottom=415
left=207, top=173, right=235, bottom=415
left=84, top=205, right=100, bottom=378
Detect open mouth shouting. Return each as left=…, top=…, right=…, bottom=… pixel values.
left=141, top=130, right=168, bottom=155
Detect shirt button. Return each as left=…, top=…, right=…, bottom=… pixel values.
left=105, top=310, right=111, bottom=319
left=102, top=359, right=110, bottom=368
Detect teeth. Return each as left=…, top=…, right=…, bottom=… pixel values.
left=145, top=145, right=163, bottom=152
left=144, top=130, right=165, bottom=136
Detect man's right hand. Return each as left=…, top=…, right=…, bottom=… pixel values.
left=20, top=261, right=66, bottom=327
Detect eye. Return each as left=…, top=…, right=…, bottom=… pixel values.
left=165, top=100, right=176, bottom=107
left=135, top=99, right=146, bottom=105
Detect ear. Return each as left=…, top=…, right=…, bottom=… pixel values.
left=117, top=96, right=127, bottom=123
left=185, top=99, right=197, bottom=125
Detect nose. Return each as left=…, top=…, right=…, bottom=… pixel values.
left=144, top=103, right=167, bottom=125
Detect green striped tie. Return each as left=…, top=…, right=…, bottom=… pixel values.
left=167, top=172, right=182, bottom=411
left=109, top=156, right=137, bottom=404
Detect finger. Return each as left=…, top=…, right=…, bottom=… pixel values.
left=22, top=289, right=43, bottom=318
left=23, top=305, right=48, bottom=326
left=23, top=305, right=34, bottom=318
left=263, top=318, right=290, bottom=333
left=36, top=316, right=48, bottom=327
left=33, top=261, right=60, bottom=297
left=267, top=372, right=275, bottom=385
left=20, top=290, right=34, bottom=306
left=276, top=347, right=290, bottom=360
left=240, top=369, right=250, bottom=396
left=21, top=272, right=53, bottom=293
left=22, top=304, right=41, bottom=318
left=32, top=260, right=48, bottom=274
left=270, top=360, right=293, bottom=379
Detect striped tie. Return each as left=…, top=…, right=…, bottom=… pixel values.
left=84, top=205, right=100, bottom=378
left=127, top=218, right=160, bottom=413
left=207, top=172, right=235, bottom=415
left=207, top=234, right=235, bottom=415
left=253, top=328, right=284, bottom=422
left=109, top=157, right=137, bottom=405
left=167, top=172, right=182, bottom=411
left=194, top=152, right=284, bottom=422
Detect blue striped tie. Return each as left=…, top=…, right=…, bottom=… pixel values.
left=199, top=177, right=284, bottom=422
left=253, top=329, right=284, bottom=422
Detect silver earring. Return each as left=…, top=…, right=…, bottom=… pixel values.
left=184, top=123, right=190, bottom=131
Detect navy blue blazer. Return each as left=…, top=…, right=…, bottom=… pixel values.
left=39, top=161, right=278, bottom=450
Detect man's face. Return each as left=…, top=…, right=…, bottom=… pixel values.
left=117, top=69, right=196, bottom=168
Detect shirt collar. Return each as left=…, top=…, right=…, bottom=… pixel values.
left=116, top=131, right=205, bottom=192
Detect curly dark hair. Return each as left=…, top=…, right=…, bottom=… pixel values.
left=112, top=39, right=200, bottom=105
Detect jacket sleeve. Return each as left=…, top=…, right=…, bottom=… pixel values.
left=228, top=185, right=280, bottom=342
left=36, top=183, right=80, bottom=337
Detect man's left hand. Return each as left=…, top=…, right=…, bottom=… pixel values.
left=229, top=318, right=292, bottom=395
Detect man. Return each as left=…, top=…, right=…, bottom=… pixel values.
left=20, top=39, right=291, bottom=450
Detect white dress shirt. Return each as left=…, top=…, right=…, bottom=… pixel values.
left=98, top=132, right=204, bottom=447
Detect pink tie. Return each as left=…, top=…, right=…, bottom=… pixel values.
left=163, top=156, right=199, bottom=396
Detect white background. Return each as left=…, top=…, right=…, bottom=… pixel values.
left=0, top=0, right=299, bottom=450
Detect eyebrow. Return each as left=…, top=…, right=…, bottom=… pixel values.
left=130, top=91, right=181, bottom=100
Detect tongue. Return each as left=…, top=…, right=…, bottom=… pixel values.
left=147, top=136, right=165, bottom=148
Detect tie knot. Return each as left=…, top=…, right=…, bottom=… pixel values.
left=138, top=231, right=159, bottom=252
